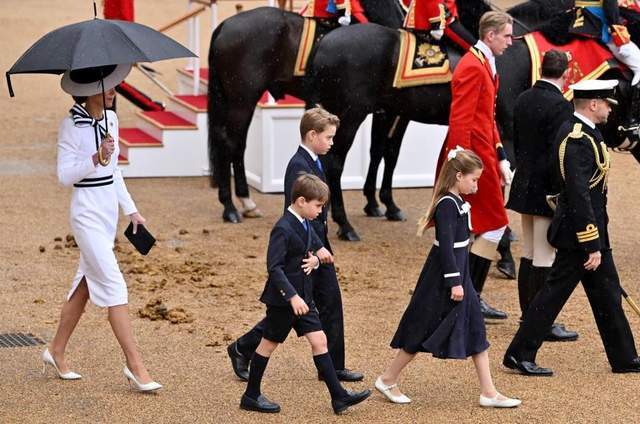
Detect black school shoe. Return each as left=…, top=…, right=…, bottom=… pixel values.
left=612, top=357, right=640, bottom=373
left=332, top=389, right=372, bottom=414
left=319, top=369, right=365, bottom=382
left=502, top=355, right=554, bottom=376
left=227, top=342, right=250, bottom=381
left=240, top=394, right=281, bottom=413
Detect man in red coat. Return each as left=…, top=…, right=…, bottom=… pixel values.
left=441, top=11, right=514, bottom=319
left=403, top=0, right=475, bottom=49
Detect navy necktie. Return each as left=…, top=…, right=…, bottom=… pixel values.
left=302, top=220, right=308, bottom=232
left=315, top=158, right=323, bottom=173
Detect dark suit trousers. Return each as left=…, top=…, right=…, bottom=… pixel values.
left=238, top=263, right=346, bottom=369
left=505, top=249, right=637, bottom=369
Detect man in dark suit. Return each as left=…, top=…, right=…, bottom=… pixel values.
left=239, top=174, right=370, bottom=414
left=228, top=107, right=363, bottom=382
left=506, top=50, right=578, bottom=342
left=503, top=80, right=640, bottom=376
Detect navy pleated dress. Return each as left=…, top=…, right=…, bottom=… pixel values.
left=390, top=193, right=490, bottom=359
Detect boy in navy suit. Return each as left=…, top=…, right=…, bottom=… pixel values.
left=229, top=108, right=363, bottom=382
left=240, top=174, right=371, bottom=414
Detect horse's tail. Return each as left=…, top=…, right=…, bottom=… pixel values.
left=208, top=22, right=227, bottom=188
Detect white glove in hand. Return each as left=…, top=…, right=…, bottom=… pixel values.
left=499, top=159, right=514, bottom=185
left=430, top=29, right=444, bottom=41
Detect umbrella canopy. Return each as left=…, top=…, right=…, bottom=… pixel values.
left=6, top=18, right=196, bottom=96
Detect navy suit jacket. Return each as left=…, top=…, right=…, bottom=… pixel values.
left=284, top=146, right=332, bottom=252
left=260, top=210, right=323, bottom=306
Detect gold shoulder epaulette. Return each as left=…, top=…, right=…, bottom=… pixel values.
left=568, top=123, right=583, bottom=139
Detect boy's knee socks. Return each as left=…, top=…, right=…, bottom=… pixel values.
left=313, top=352, right=348, bottom=399
left=245, top=352, right=269, bottom=399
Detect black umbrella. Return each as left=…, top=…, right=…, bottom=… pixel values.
left=6, top=10, right=196, bottom=96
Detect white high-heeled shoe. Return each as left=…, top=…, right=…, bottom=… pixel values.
left=479, top=392, right=522, bottom=408
left=375, top=376, right=411, bottom=404
left=123, top=366, right=162, bottom=393
left=41, top=349, right=82, bottom=380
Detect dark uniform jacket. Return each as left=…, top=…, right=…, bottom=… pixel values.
left=570, top=0, right=621, bottom=41
left=547, top=114, right=611, bottom=252
left=507, top=80, right=574, bottom=217
left=260, top=210, right=323, bottom=306
left=284, top=146, right=332, bottom=252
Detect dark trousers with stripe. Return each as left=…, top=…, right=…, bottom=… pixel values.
left=238, top=262, right=346, bottom=369
left=505, top=249, right=638, bottom=369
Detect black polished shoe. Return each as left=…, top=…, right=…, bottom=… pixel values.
left=479, top=298, right=508, bottom=320
left=612, top=357, right=640, bottom=373
left=503, top=355, right=553, bottom=376
left=318, top=369, right=364, bottom=382
left=496, top=258, right=517, bottom=280
left=331, top=389, right=372, bottom=414
left=544, top=323, right=578, bottom=342
left=227, top=342, right=250, bottom=381
left=240, top=394, right=281, bottom=413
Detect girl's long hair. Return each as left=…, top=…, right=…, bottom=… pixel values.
left=417, top=149, right=483, bottom=236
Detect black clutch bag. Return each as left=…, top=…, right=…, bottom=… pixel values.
left=124, top=223, right=156, bottom=255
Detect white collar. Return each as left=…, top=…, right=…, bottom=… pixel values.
left=475, top=40, right=496, bottom=77
left=287, top=206, right=305, bottom=224
left=540, top=78, right=564, bottom=93
left=300, top=143, right=318, bottom=162
left=574, top=111, right=596, bottom=129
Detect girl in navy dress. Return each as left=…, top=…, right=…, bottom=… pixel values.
left=375, top=147, right=521, bottom=408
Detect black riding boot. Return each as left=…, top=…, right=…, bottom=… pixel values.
left=517, top=257, right=533, bottom=318
left=496, top=227, right=516, bottom=279
left=528, top=266, right=579, bottom=342
left=469, top=252, right=507, bottom=320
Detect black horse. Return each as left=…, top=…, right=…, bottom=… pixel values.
left=308, top=0, right=640, bottom=240
left=207, top=1, right=405, bottom=224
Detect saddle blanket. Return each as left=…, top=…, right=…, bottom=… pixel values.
left=524, top=31, right=623, bottom=100
left=393, top=29, right=452, bottom=88
left=294, top=18, right=318, bottom=76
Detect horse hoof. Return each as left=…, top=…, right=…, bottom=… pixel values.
left=223, top=209, right=242, bottom=223
left=242, top=207, right=264, bottom=219
left=337, top=228, right=361, bottom=242
left=385, top=209, right=406, bottom=222
left=363, top=204, right=384, bottom=217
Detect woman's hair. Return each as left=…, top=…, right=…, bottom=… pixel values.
left=72, top=95, right=87, bottom=104
left=417, top=149, right=483, bottom=236
left=300, top=106, right=340, bottom=140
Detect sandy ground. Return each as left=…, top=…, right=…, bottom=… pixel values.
left=2, top=1, right=640, bottom=423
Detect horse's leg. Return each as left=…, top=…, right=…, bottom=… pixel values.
left=231, top=136, right=263, bottom=218
left=325, top=111, right=368, bottom=241
left=378, top=116, right=410, bottom=221
left=362, top=111, right=387, bottom=217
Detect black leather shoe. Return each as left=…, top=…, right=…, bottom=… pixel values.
left=227, top=342, right=250, bottom=381
left=544, top=323, right=578, bottom=342
left=503, top=355, right=553, bottom=376
left=497, top=258, right=517, bottom=280
left=240, top=394, right=281, bottom=413
left=319, top=369, right=365, bottom=382
left=612, top=357, right=640, bottom=373
left=331, top=389, right=372, bottom=414
left=479, top=298, right=508, bottom=320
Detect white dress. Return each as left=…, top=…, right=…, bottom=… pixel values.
left=57, top=108, right=136, bottom=307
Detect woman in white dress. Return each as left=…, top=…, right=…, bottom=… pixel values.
left=42, top=64, right=161, bottom=392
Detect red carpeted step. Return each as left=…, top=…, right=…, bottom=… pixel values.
left=172, top=95, right=208, bottom=113
left=138, top=111, right=197, bottom=130
left=178, top=67, right=208, bottom=83
left=120, top=128, right=163, bottom=147
left=118, top=153, right=129, bottom=165
left=258, top=92, right=305, bottom=107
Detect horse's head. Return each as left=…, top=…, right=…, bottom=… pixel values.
left=600, top=78, right=640, bottom=153
left=359, top=0, right=406, bottom=29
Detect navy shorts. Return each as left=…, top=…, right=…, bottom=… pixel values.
left=263, top=303, right=323, bottom=343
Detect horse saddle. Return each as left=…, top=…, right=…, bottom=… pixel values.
left=393, top=29, right=452, bottom=89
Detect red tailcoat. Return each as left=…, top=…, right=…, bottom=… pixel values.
left=104, top=0, right=134, bottom=21
left=403, top=0, right=458, bottom=30
left=440, top=46, right=508, bottom=235
left=301, top=0, right=368, bottom=22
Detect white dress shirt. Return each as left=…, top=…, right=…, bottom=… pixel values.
left=474, top=40, right=496, bottom=78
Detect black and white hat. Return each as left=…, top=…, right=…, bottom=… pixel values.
left=60, top=63, right=131, bottom=96
left=569, top=79, right=619, bottom=105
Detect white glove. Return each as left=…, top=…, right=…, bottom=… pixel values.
left=338, top=14, right=351, bottom=26
left=499, top=159, right=514, bottom=186
left=430, top=29, right=444, bottom=41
